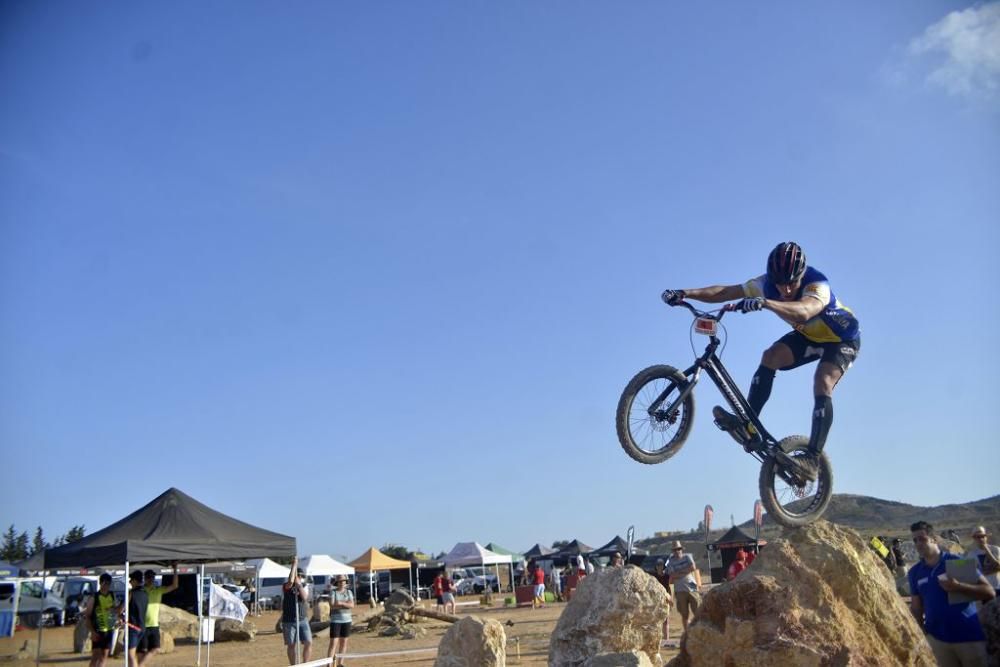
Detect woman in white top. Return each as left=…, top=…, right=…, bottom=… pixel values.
left=326, top=576, right=354, bottom=667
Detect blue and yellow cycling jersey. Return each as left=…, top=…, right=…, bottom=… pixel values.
left=743, top=266, right=860, bottom=343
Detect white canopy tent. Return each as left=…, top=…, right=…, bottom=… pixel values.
left=299, top=554, right=354, bottom=577
left=246, top=557, right=290, bottom=578
left=442, top=542, right=514, bottom=592
left=246, top=558, right=291, bottom=612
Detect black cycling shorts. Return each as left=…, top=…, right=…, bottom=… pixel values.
left=330, top=621, right=352, bottom=638
left=776, top=331, right=860, bottom=374
left=139, top=626, right=161, bottom=651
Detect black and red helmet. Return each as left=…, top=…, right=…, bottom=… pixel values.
left=767, top=242, right=807, bottom=284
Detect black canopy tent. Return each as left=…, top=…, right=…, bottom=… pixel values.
left=592, top=535, right=648, bottom=558
left=706, top=525, right=765, bottom=583
left=44, top=487, right=295, bottom=568
left=40, top=487, right=295, bottom=667
left=550, top=539, right=594, bottom=566
left=523, top=544, right=555, bottom=559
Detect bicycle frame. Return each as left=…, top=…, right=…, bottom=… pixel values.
left=657, top=301, right=778, bottom=463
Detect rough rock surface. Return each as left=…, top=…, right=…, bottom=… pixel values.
left=159, top=630, right=175, bottom=653
left=670, top=520, right=935, bottom=667
left=434, top=615, right=506, bottom=667
left=213, top=618, right=256, bottom=642
left=312, top=599, right=330, bottom=622
left=583, top=650, right=655, bottom=667
left=549, top=566, right=668, bottom=667
left=158, top=605, right=200, bottom=641
left=978, top=596, right=1000, bottom=665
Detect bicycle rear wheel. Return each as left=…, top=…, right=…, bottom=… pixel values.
left=758, top=435, right=834, bottom=528
left=616, top=365, right=694, bottom=464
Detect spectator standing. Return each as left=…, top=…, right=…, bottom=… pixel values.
left=909, top=520, right=994, bottom=666
left=281, top=557, right=312, bottom=665
left=531, top=562, right=546, bottom=608
left=125, top=570, right=148, bottom=667
left=652, top=558, right=674, bottom=641
left=326, top=575, right=354, bottom=667
left=84, top=572, right=118, bottom=667
left=610, top=552, right=624, bottom=568
left=138, top=565, right=179, bottom=666
left=431, top=572, right=445, bottom=612
left=891, top=538, right=907, bottom=575
left=576, top=554, right=586, bottom=577
left=585, top=558, right=595, bottom=576
left=966, top=526, right=1000, bottom=596
left=666, top=541, right=702, bottom=633
left=440, top=571, right=456, bottom=615
left=726, top=550, right=748, bottom=581
left=549, top=565, right=563, bottom=601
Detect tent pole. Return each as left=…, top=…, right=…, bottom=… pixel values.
left=35, top=570, right=45, bottom=667
left=123, top=562, right=129, bottom=667
left=207, top=580, right=212, bottom=667
left=197, top=564, right=204, bottom=667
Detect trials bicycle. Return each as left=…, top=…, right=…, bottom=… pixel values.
left=615, top=298, right=833, bottom=528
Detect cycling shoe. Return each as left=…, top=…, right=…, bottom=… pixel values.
left=712, top=406, right=751, bottom=449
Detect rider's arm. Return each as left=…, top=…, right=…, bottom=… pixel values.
left=682, top=285, right=745, bottom=303
left=762, top=295, right=824, bottom=324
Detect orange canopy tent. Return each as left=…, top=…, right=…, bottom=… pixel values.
left=347, top=547, right=412, bottom=601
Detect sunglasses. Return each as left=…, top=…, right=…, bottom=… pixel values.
left=973, top=534, right=987, bottom=539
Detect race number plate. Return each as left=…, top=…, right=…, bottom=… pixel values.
left=694, top=317, right=717, bottom=336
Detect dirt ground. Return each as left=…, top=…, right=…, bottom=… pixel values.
left=1, top=595, right=685, bottom=665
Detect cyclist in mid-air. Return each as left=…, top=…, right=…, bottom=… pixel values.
left=661, top=241, right=860, bottom=480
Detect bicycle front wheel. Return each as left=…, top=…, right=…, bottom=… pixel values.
left=758, top=435, right=834, bottom=528
left=616, top=365, right=694, bottom=464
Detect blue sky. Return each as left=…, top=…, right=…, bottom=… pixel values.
left=2, top=1, right=998, bottom=561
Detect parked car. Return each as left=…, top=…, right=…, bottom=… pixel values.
left=51, top=576, right=99, bottom=624
left=453, top=567, right=499, bottom=595
left=0, top=579, right=66, bottom=627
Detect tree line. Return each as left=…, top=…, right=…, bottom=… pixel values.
left=1, top=524, right=86, bottom=562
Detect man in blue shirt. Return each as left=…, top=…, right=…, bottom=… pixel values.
left=908, top=521, right=994, bottom=666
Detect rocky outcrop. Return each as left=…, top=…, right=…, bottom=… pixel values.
left=549, top=566, right=668, bottom=667
left=670, top=520, right=935, bottom=666
left=158, top=605, right=200, bottom=641
left=434, top=616, right=506, bottom=667
left=979, top=596, right=1000, bottom=665
left=213, top=618, right=256, bottom=641
left=312, top=599, right=330, bottom=622
left=583, top=650, right=655, bottom=667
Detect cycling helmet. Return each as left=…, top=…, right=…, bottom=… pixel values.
left=766, top=241, right=807, bottom=284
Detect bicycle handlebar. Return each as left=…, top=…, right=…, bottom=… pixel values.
left=671, top=299, right=732, bottom=321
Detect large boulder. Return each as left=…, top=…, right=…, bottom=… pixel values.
left=550, top=566, right=668, bottom=667
left=158, top=605, right=200, bottom=641
left=312, top=599, right=330, bottom=623
left=434, top=615, right=506, bottom=667
left=583, top=651, right=655, bottom=667
left=213, top=618, right=256, bottom=642
left=670, top=520, right=935, bottom=666
left=979, top=596, right=1000, bottom=665
left=159, top=630, right=175, bottom=654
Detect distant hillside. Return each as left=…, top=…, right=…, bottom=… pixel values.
left=635, top=493, right=1000, bottom=565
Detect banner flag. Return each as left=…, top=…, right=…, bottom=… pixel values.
left=209, top=583, right=248, bottom=622
left=753, top=500, right=763, bottom=542
left=704, top=505, right=714, bottom=534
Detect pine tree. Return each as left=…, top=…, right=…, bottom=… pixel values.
left=13, top=531, right=29, bottom=561
left=1, top=525, right=17, bottom=561
left=30, top=526, right=49, bottom=556
left=65, top=525, right=86, bottom=543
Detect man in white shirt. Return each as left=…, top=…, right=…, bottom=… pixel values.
left=966, top=526, right=1000, bottom=596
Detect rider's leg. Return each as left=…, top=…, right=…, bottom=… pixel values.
left=809, top=362, right=844, bottom=455
left=748, top=343, right=794, bottom=415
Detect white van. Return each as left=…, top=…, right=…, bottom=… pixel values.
left=0, top=579, right=66, bottom=627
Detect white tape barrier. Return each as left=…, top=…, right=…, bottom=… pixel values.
left=301, top=646, right=439, bottom=663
